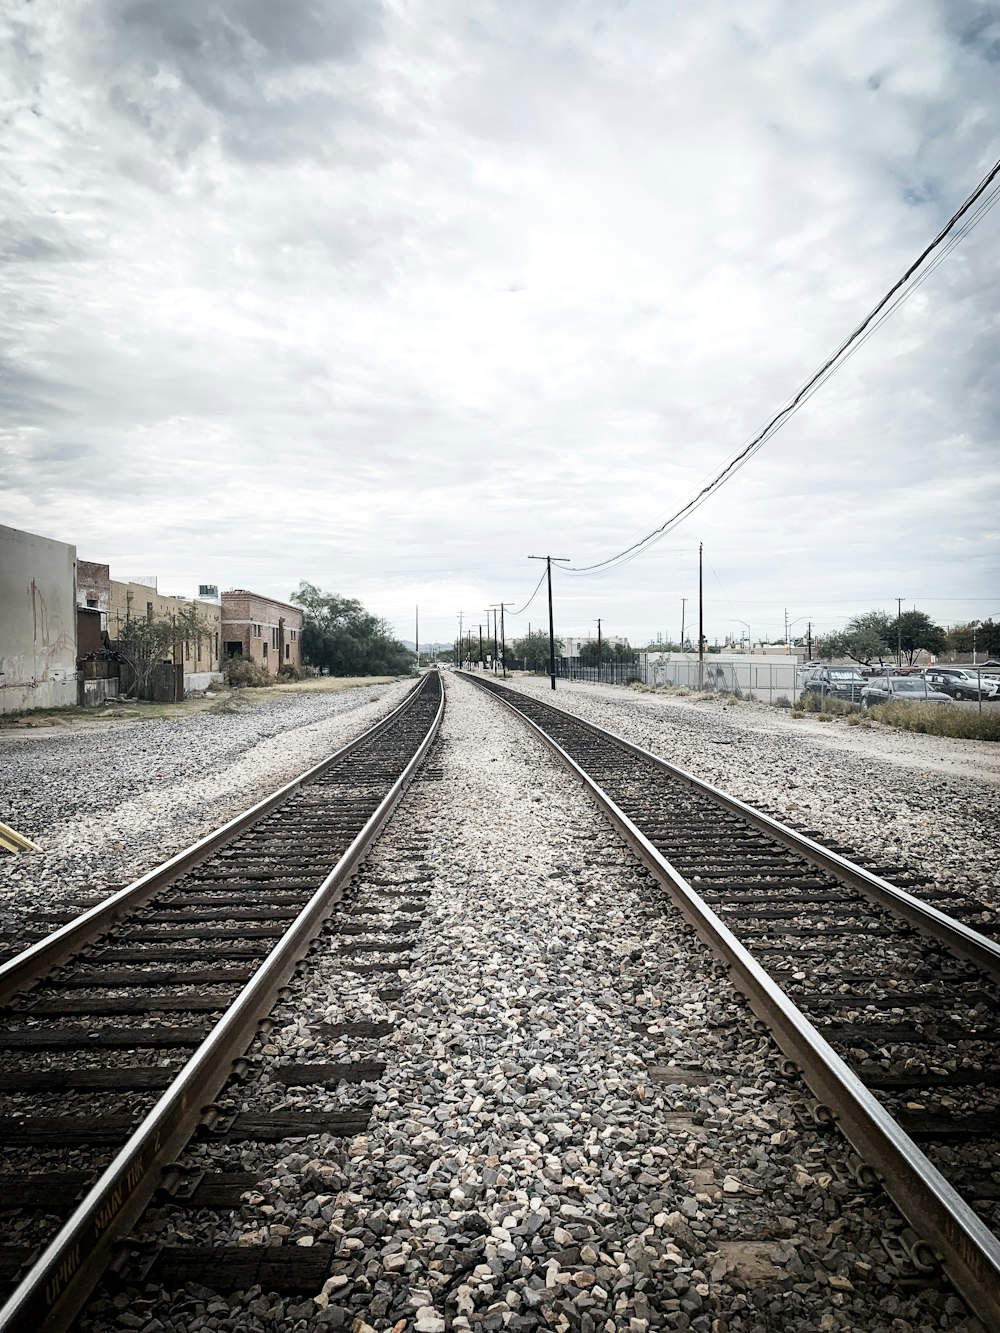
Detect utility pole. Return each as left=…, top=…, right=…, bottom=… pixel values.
left=697, top=543, right=705, bottom=691
left=896, top=597, right=903, bottom=667
left=784, top=607, right=789, bottom=645
left=807, top=621, right=813, bottom=661
left=479, top=624, right=484, bottom=669
left=415, top=605, right=419, bottom=670
left=490, top=604, right=513, bottom=678
left=528, top=555, right=570, bottom=690
left=458, top=612, right=464, bottom=670
left=596, top=617, right=602, bottom=683
left=680, top=598, right=687, bottom=650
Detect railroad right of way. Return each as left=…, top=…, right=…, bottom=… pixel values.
left=74, top=671, right=983, bottom=1333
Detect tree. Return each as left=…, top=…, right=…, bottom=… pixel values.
left=290, top=582, right=414, bottom=676
left=819, top=610, right=894, bottom=666
left=979, top=619, right=1000, bottom=658
left=897, top=609, right=946, bottom=664
left=117, top=605, right=209, bottom=698
left=946, top=621, right=977, bottom=655
left=510, top=629, right=563, bottom=670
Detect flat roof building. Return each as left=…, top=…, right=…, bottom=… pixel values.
left=221, top=590, right=304, bottom=675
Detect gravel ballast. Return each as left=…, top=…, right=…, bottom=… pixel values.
left=74, top=672, right=985, bottom=1332
left=496, top=676, right=1000, bottom=921
left=0, top=681, right=412, bottom=927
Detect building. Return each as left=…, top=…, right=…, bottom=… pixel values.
left=0, top=524, right=79, bottom=713
left=560, top=633, right=629, bottom=659
left=105, top=576, right=222, bottom=695
left=221, top=590, right=304, bottom=675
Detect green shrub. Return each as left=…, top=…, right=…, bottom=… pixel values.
left=277, top=665, right=306, bottom=682
left=774, top=694, right=792, bottom=708
left=223, top=656, right=274, bottom=688
left=790, top=709, right=804, bottom=718
left=868, top=702, right=1000, bottom=741
left=798, top=691, right=857, bottom=716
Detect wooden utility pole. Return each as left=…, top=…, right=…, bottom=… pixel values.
left=528, top=556, right=570, bottom=690
left=697, top=543, right=705, bottom=691
left=680, top=598, right=687, bottom=650
left=596, top=617, right=602, bottom=682
left=896, top=597, right=904, bottom=667
left=415, top=605, right=419, bottom=669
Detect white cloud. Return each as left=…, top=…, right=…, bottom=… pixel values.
left=1, top=0, right=997, bottom=647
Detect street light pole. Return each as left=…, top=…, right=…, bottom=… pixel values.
left=528, top=556, right=570, bottom=690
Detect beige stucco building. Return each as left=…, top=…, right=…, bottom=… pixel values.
left=107, top=577, right=222, bottom=691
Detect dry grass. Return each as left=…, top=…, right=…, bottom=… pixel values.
left=262, top=675, right=406, bottom=694
left=868, top=701, right=1000, bottom=741
left=0, top=676, right=406, bottom=732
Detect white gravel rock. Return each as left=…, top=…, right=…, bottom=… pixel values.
left=78, top=671, right=986, bottom=1332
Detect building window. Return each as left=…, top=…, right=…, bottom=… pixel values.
left=262, top=641, right=268, bottom=660
left=285, top=643, right=290, bottom=660
left=272, top=627, right=279, bottom=649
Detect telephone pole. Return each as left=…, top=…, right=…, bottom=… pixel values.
left=596, top=617, right=602, bottom=683
left=528, top=556, right=570, bottom=690
left=490, top=603, right=514, bottom=678
left=807, top=621, right=813, bottom=661
left=479, top=624, right=484, bottom=669
left=697, top=543, right=705, bottom=691
left=680, top=598, right=687, bottom=650
left=896, top=597, right=904, bottom=667
left=458, top=612, right=464, bottom=669
left=415, top=605, right=419, bottom=670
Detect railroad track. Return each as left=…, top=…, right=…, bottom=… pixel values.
left=462, top=671, right=1000, bottom=1327
left=0, top=670, right=443, bottom=1332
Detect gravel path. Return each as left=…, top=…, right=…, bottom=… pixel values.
left=0, top=681, right=412, bottom=924
left=78, top=672, right=982, bottom=1332
left=495, top=675, right=1000, bottom=919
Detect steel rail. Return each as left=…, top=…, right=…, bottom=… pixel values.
left=0, top=677, right=425, bottom=1007
left=0, top=672, right=444, bottom=1333
left=461, top=675, right=1000, bottom=983
left=464, top=673, right=1000, bottom=1329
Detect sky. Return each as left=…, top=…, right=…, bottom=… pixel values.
left=2, top=0, right=999, bottom=650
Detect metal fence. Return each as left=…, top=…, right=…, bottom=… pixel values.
left=638, top=654, right=799, bottom=702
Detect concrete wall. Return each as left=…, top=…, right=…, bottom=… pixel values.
left=0, top=525, right=79, bottom=713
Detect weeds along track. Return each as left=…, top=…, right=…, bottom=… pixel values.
left=0, top=671, right=443, bottom=1333
left=463, top=672, right=1000, bottom=1326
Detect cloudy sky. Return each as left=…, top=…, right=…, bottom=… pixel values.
left=2, top=0, right=998, bottom=649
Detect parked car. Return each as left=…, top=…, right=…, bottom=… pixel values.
left=803, top=667, right=867, bottom=702
left=860, top=677, right=952, bottom=708
left=921, top=668, right=1000, bottom=701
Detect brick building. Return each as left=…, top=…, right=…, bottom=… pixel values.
left=221, top=590, right=304, bottom=675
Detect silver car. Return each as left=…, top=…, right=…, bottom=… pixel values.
left=860, top=677, right=952, bottom=708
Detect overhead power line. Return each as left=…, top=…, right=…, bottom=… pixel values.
left=508, top=565, right=549, bottom=616
left=568, top=156, right=1000, bottom=575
